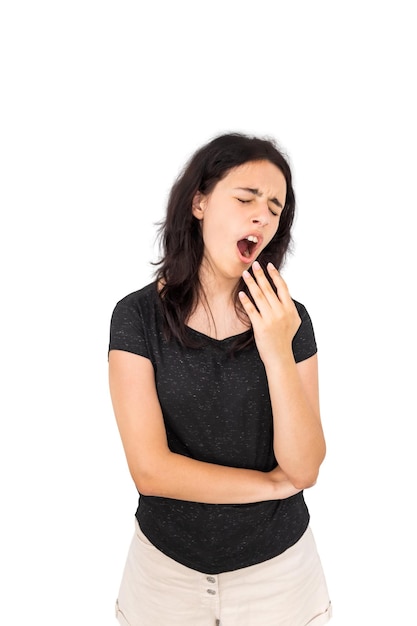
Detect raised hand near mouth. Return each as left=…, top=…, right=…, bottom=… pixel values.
left=239, top=260, right=324, bottom=490
left=239, top=260, right=301, bottom=365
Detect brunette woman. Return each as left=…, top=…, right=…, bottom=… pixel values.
left=108, top=132, right=332, bottom=625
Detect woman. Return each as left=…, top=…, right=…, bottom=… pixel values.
left=108, top=132, right=332, bottom=625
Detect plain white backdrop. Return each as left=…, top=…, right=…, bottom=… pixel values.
left=1, top=1, right=416, bottom=624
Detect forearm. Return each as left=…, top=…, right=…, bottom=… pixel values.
left=265, top=353, right=326, bottom=489
left=130, top=452, right=300, bottom=504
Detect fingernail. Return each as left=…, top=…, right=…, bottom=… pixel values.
left=252, top=261, right=261, bottom=270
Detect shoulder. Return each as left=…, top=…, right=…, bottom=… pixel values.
left=292, top=299, right=314, bottom=324
left=114, top=281, right=158, bottom=310
left=109, top=282, right=160, bottom=357
left=111, top=282, right=160, bottom=320
left=291, top=299, right=317, bottom=363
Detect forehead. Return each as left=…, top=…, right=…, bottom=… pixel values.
left=221, top=160, right=286, bottom=197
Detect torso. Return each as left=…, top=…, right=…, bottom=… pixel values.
left=109, top=281, right=316, bottom=573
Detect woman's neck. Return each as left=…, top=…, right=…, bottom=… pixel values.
left=187, top=276, right=249, bottom=340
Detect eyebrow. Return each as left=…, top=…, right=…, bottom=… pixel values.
left=233, top=187, right=283, bottom=209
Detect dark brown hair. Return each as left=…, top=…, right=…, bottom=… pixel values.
left=154, top=132, right=296, bottom=348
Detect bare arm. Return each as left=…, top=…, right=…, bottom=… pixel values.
left=264, top=352, right=325, bottom=489
left=108, top=349, right=300, bottom=505
left=239, top=262, right=326, bottom=489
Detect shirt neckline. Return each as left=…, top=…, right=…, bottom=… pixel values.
left=185, top=325, right=252, bottom=345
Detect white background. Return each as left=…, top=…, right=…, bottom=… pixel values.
left=1, top=1, right=416, bottom=624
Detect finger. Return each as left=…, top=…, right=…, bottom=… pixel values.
left=242, top=269, right=271, bottom=313
left=266, top=263, right=292, bottom=304
left=238, top=290, right=260, bottom=321
left=251, top=261, right=283, bottom=305
left=244, top=262, right=284, bottom=314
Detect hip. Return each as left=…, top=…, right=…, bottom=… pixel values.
left=115, top=518, right=332, bottom=625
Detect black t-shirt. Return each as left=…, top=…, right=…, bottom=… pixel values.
left=109, top=282, right=317, bottom=574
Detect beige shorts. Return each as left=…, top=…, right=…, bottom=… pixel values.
left=115, top=518, right=332, bottom=626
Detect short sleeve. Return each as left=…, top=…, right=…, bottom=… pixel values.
left=108, top=295, right=150, bottom=359
left=292, top=301, right=317, bottom=363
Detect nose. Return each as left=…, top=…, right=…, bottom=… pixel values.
left=251, top=203, right=270, bottom=227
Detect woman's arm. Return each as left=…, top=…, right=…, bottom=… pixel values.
left=109, top=349, right=301, bottom=504
left=264, top=352, right=325, bottom=489
left=239, top=262, right=326, bottom=490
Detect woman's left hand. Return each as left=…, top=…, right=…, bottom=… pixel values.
left=239, top=261, right=301, bottom=364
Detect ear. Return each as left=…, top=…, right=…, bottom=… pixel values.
left=192, top=191, right=206, bottom=220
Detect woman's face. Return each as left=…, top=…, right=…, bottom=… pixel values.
left=192, top=160, right=287, bottom=282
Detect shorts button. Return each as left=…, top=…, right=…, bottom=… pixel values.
left=207, top=576, right=216, bottom=583
left=207, top=588, right=216, bottom=595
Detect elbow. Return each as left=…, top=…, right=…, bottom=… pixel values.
left=128, top=463, right=161, bottom=497
left=132, top=470, right=166, bottom=497
left=134, top=476, right=156, bottom=497
left=292, top=444, right=326, bottom=490
left=128, top=453, right=172, bottom=497
left=291, top=473, right=318, bottom=490
left=283, top=452, right=326, bottom=491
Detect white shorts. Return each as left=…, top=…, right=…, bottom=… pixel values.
left=115, top=518, right=332, bottom=625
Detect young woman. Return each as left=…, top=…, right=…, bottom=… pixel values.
left=108, top=133, right=332, bottom=625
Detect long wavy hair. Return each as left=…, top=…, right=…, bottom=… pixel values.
left=154, top=132, right=296, bottom=349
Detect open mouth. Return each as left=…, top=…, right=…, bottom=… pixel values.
left=237, top=235, right=260, bottom=261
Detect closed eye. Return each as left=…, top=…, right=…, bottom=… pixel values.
left=236, top=197, right=280, bottom=217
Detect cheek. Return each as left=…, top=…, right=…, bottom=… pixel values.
left=201, top=220, right=224, bottom=250
left=265, top=221, right=280, bottom=246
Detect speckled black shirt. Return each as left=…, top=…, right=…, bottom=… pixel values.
left=109, top=282, right=317, bottom=574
